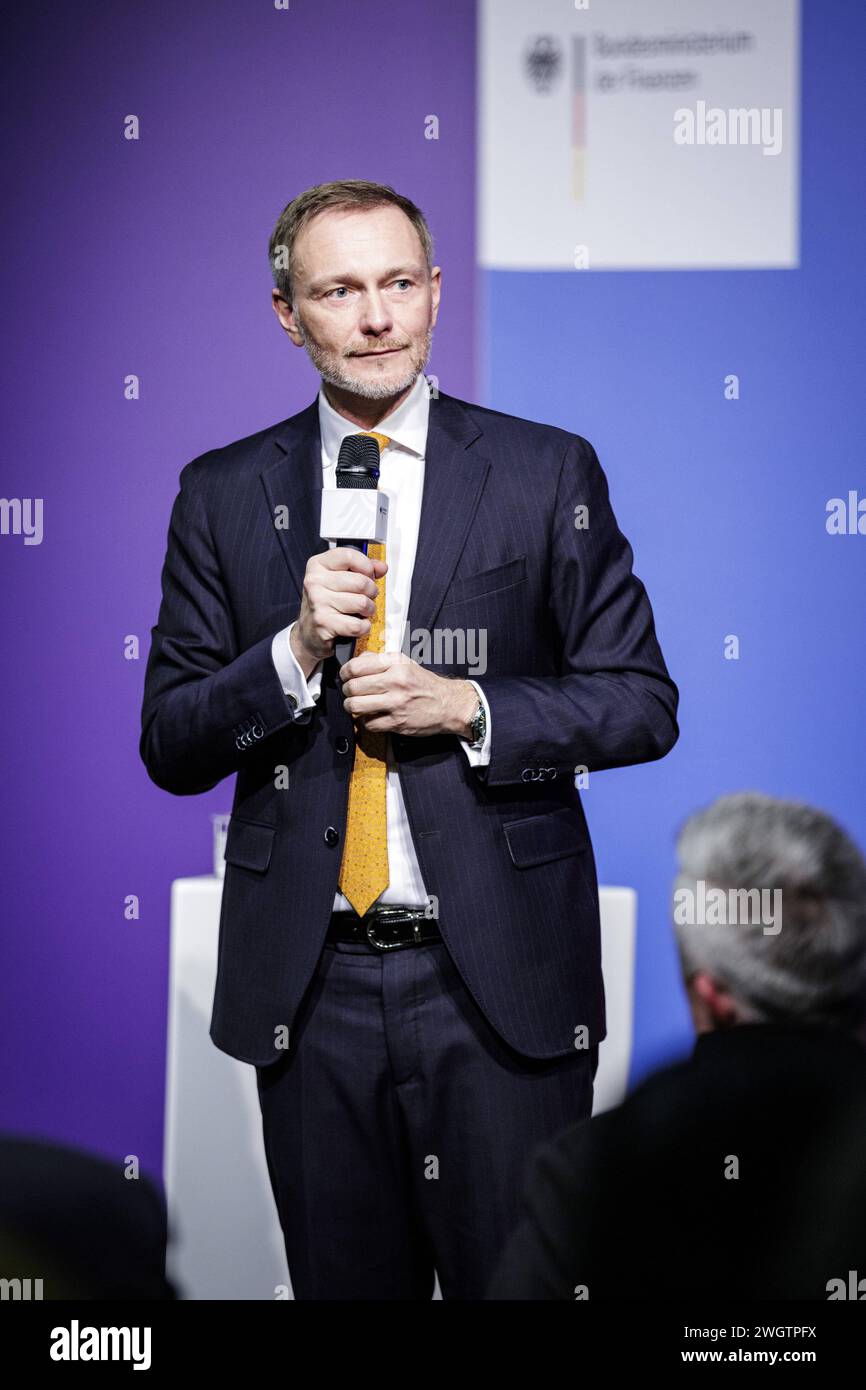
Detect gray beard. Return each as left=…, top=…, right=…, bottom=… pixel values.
left=296, top=319, right=434, bottom=401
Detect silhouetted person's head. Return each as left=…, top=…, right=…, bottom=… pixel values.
left=0, top=1137, right=176, bottom=1299
left=671, top=791, right=866, bottom=1039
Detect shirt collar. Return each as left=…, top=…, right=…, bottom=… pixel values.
left=317, top=371, right=430, bottom=466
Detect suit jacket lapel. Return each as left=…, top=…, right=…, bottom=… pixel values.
left=406, top=391, right=490, bottom=638
left=260, top=397, right=323, bottom=603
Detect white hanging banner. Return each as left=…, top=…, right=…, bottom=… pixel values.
left=479, top=0, right=800, bottom=270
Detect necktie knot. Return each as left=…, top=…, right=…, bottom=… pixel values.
left=358, top=430, right=390, bottom=453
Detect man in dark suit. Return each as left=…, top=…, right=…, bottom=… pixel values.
left=486, top=792, right=866, bottom=1300
left=140, top=179, right=679, bottom=1299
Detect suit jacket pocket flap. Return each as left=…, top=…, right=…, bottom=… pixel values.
left=503, top=806, right=586, bottom=869
left=444, top=554, right=527, bottom=605
left=224, top=818, right=276, bottom=873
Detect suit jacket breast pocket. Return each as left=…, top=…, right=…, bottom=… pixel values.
left=441, top=554, right=527, bottom=607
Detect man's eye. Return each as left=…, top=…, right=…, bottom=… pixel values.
left=393, top=279, right=411, bottom=290
left=328, top=286, right=349, bottom=299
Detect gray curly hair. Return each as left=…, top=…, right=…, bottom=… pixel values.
left=672, top=791, right=866, bottom=1029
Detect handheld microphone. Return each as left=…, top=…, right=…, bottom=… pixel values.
left=319, top=433, right=390, bottom=671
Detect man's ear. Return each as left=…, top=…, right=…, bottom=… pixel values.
left=272, top=290, right=303, bottom=345
left=688, top=970, right=741, bottom=1031
left=429, top=265, right=442, bottom=327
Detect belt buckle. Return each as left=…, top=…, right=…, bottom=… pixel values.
left=364, top=906, right=422, bottom=951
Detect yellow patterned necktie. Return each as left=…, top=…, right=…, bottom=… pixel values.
left=338, top=430, right=391, bottom=917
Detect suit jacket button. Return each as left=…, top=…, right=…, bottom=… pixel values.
left=324, top=826, right=339, bottom=846
left=335, top=736, right=349, bottom=754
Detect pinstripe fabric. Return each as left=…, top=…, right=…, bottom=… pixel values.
left=256, top=939, right=597, bottom=1298
left=140, top=388, right=679, bottom=1067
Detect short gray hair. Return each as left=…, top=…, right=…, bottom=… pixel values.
left=672, top=791, right=866, bottom=1029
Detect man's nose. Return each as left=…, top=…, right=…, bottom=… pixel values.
left=358, top=291, right=392, bottom=333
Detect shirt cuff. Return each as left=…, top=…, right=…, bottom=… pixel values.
left=459, top=679, right=491, bottom=767
left=271, top=621, right=324, bottom=718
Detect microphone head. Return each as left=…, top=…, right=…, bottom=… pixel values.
left=336, top=433, right=381, bottom=489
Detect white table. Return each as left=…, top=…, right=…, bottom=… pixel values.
left=164, top=876, right=636, bottom=1300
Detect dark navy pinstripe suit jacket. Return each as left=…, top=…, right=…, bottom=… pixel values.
left=140, top=389, right=679, bottom=1066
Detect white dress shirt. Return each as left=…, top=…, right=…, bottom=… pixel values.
left=270, top=371, right=492, bottom=911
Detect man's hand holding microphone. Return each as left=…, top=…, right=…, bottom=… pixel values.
left=290, top=546, right=478, bottom=740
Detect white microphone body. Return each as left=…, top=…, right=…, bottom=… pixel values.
left=319, top=490, right=390, bottom=671
left=319, top=489, right=389, bottom=547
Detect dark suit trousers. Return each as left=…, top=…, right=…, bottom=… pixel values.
left=255, top=932, right=597, bottom=1300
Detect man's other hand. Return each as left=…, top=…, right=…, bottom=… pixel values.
left=339, top=651, right=477, bottom=739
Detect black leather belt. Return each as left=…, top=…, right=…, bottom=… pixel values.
left=327, top=905, right=442, bottom=950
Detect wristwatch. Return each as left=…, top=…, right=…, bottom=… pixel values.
left=466, top=696, right=486, bottom=748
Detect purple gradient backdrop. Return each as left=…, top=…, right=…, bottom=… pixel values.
left=0, top=0, right=476, bottom=1184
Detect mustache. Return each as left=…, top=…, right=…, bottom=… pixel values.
left=347, top=344, right=409, bottom=356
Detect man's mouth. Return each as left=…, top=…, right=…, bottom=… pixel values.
left=354, top=348, right=404, bottom=357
